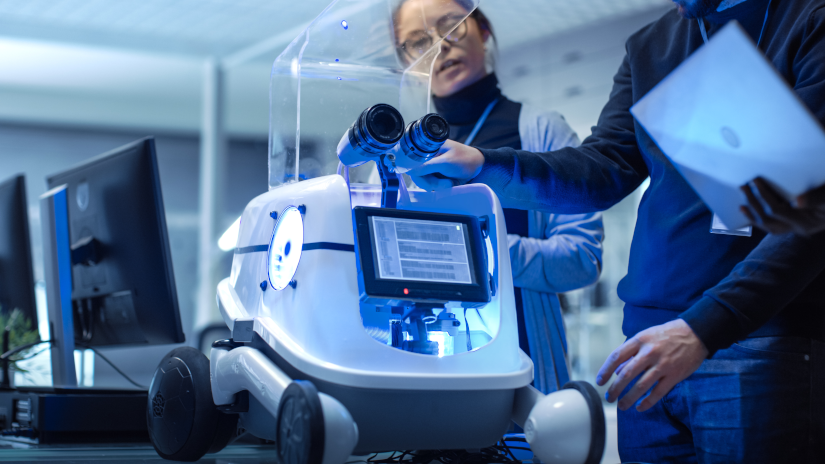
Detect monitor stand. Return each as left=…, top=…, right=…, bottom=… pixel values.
left=0, top=185, right=149, bottom=444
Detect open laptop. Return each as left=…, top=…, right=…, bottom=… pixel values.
left=631, top=21, right=825, bottom=230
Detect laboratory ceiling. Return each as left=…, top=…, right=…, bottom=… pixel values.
left=0, top=0, right=670, bottom=61
left=0, top=0, right=671, bottom=135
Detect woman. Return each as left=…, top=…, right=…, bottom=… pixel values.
left=393, top=0, right=605, bottom=393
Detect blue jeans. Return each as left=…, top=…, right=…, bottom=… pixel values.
left=618, top=337, right=825, bottom=463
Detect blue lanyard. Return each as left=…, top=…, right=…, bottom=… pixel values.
left=463, top=97, right=500, bottom=146
left=698, top=0, right=772, bottom=47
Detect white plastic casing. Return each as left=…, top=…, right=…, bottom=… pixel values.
left=525, top=389, right=594, bottom=464
left=319, top=393, right=359, bottom=464
left=219, top=175, right=531, bottom=391
left=210, top=346, right=291, bottom=418
left=210, top=345, right=359, bottom=462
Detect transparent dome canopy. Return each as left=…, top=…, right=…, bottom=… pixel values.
left=268, top=0, right=480, bottom=187
left=268, top=0, right=496, bottom=358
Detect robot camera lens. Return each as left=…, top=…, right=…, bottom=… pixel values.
left=337, top=104, right=404, bottom=167
left=366, top=106, right=403, bottom=144
left=391, top=113, right=451, bottom=172
left=422, top=114, right=448, bottom=141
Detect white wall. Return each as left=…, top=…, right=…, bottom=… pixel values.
left=498, top=4, right=673, bottom=139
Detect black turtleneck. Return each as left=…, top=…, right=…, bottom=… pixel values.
left=433, top=73, right=523, bottom=152
left=434, top=73, right=532, bottom=355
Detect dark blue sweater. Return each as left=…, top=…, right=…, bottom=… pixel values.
left=473, top=0, right=825, bottom=355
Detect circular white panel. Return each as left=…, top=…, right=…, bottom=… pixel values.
left=268, top=206, right=304, bottom=291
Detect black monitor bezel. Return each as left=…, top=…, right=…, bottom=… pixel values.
left=0, top=174, right=38, bottom=325
left=46, top=137, right=185, bottom=346
left=353, top=206, right=490, bottom=305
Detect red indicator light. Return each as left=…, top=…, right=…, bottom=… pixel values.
left=403, top=288, right=409, bottom=295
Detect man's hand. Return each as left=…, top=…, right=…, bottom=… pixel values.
left=596, top=319, right=708, bottom=412
left=408, top=139, right=485, bottom=191
left=740, top=177, right=825, bottom=236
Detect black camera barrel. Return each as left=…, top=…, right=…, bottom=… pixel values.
left=399, top=113, right=449, bottom=163
left=348, top=104, right=405, bottom=156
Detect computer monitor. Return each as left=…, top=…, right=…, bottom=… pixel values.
left=0, top=175, right=37, bottom=325
left=353, top=206, right=491, bottom=307
left=45, top=137, right=184, bottom=348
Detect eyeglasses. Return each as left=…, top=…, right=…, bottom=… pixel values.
left=397, top=14, right=469, bottom=61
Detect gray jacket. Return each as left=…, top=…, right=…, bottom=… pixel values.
left=514, top=105, right=604, bottom=393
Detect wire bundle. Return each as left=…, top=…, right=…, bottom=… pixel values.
left=347, top=434, right=534, bottom=464
left=0, top=340, right=147, bottom=389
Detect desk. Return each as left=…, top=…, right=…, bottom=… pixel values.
left=0, top=441, right=278, bottom=463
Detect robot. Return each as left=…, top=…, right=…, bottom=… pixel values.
left=146, top=1, right=606, bottom=463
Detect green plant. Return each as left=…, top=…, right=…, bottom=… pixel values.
left=0, top=307, right=41, bottom=372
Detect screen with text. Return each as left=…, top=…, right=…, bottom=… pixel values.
left=369, top=216, right=472, bottom=284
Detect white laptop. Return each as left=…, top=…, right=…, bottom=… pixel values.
left=631, top=21, right=825, bottom=230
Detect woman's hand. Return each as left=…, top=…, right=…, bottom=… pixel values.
left=740, top=177, right=825, bottom=236
left=596, top=319, right=708, bottom=412
left=408, top=139, right=485, bottom=191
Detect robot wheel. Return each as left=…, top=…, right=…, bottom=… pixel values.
left=147, top=346, right=238, bottom=462
left=562, top=380, right=607, bottom=464
left=276, top=380, right=326, bottom=464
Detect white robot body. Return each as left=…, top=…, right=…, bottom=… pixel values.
left=226, top=175, right=528, bottom=387
left=215, top=176, right=534, bottom=453
left=204, top=175, right=606, bottom=461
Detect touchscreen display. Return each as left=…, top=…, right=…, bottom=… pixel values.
left=369, top=216, right=473, bottom=284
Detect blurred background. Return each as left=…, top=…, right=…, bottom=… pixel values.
left=0, top=0, right=673, bottom=458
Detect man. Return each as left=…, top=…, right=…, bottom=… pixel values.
left=409, top=0, right=825, bottom=461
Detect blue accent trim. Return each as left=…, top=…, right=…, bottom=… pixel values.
left=464, top=98, right=500, bottom=146
left=302, top=242, right=355, bottom=252
left=236, top=242, right=355, bottom=254
left=53, top=187, right=78, bottom=385
left=235, top=245, right=269, bottom=254
left=54, top=189, right=75, bottom=337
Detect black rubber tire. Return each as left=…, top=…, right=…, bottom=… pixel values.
left=562, top=380, right=606, bottom=464
left=208, top=412, right=240, bottom=454
left=276, top=380, right=325, bottom=464
left=147, top=346, right=236, bottom=461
